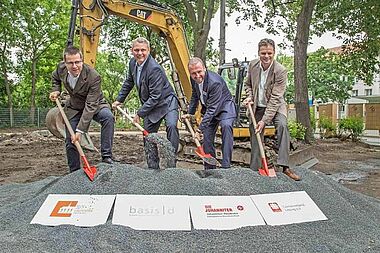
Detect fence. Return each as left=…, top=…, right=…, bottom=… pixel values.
left=0, top=107, right=139, bottom=130
left=0, top=108, right=51, bottom=128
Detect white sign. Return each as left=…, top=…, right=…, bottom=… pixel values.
left=112, top=195, right=191, bottom=231
left=31, top=194, right=115, bottom=227
left=250, top=191, right=328, bottom=226
left=189, top=196, right=266, bottom=230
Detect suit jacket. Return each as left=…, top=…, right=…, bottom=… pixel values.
left=188, top=70, right=236, bottom=132
left=51, top=62, right=109, bottom=132
left=116, top=55, right=177, bottom=123
left=244, top=59, right=288, bottom=124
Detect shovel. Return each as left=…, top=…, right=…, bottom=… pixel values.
left=55, top=99, right=97, bottom=181
left=247, top=104, right=276, bottom=177
left=183, top=117, right=220, bottom=167
left=116, top=106, right=149, bottom=136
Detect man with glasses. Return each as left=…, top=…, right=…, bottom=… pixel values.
left=49, top=46, right=115, bottom=173
left=244, top=38, right=300, bottom=181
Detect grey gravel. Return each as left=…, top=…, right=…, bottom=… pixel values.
left=0, top=164, right=379, bottom=253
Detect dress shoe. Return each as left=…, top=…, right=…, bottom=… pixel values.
left=102, top=157, right=115, bottom=164
left=283, top=167, right=301, bottom=181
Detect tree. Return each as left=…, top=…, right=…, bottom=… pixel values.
left=180, top=0, right=218, bottom=60
left=0, top=0, right=21, bottom=124
left=313, top=0, right=380, bottom=85
left=279, top=49, right=356, bottom=104
left=14, top=0, right=69, bottom=122
left=293, top=0, right=316, bottom=143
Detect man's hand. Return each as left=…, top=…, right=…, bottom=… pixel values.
left=112, top=101, right=122, bottom=109
left=133, top=114, right=140, bottom=124
left=181, top=114, right=193, bottom=120
left=49, top=91, right=60, bottom=101
left=71, top=132, right=81, bottom=144
left=242, top=97, right=253, bottom=107
left=195, top=128, right=203, bottom=141
left=255, top=120, right=265, bottom=134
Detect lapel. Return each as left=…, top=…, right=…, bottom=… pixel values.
left=253, top=62, right=261, bottom=99
left=264, top=62, right=275, bottom=89
left=201, top=71, right=209, bottom=103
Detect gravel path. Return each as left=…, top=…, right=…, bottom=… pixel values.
left=0, top=164, right=379, bottom=253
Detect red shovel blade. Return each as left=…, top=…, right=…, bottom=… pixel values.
left=195, top=146, right=219, bottom=166
left=258, top=157, right=276, bottom=177
left=80, top=155, right=97, bottom=181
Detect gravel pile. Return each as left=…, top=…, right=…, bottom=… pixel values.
left=0, top=164, right=379, bottom=253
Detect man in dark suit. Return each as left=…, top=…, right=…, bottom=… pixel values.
left=244, top=38, right=300, bottom=180
left=112, top=37, right=179, bottom=169
left=49, top=46, right=115, bottom=173
left=184, top=57, right=237, bottom=170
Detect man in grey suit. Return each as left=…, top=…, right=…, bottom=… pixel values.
left=184, top=57, right=237, bottom=170
left=112, top=37, right=179, bottom=169
left=244, top=38, right=300, bottom=180
left=49, top=46, right=115, bottom=172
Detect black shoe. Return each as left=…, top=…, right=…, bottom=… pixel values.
left=102, top=157, right=114, bottom=164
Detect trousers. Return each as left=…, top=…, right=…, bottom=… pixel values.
left=65, top=107, right=114, bottom=172
left=249, top=107, right=290, bottom=170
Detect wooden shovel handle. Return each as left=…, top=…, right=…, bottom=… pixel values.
left=247, top=104, right=266, bottom=160
left=55, top=99, right=85, bottom=156
left=116, top=106, right=147, bottom=133
left=183, top=117, right=202, bottom=147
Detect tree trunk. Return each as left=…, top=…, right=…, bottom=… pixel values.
left=192, top=0, right=216, bottom=61
left=294, top=0, right=316, bottom=143
left=30, top=60, right=37, bottom=125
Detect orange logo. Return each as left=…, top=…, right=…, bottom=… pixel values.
left=50, top=201, right=78, bottom=217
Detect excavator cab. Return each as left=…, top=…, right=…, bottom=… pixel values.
left=218, top=59, right=275, bottom=138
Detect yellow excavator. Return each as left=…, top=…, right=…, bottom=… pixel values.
left=46, top=0, right=276, bottom=164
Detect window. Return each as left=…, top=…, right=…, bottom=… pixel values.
left=352, top=90, right=358, bottom=96
left=365, top=89, right=372, bottom=96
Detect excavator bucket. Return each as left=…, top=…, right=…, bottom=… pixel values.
left=45, top=107, right=98, bottom=152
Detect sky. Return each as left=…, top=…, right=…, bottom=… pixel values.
left=209, top=10, right=344, bottom=62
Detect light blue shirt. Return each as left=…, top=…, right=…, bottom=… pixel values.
left=136, top=58, right=148, bottom=87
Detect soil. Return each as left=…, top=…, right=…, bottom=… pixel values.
left=0, top=129, right=379, bottom=200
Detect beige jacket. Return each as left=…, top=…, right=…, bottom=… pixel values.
left=244, top=59, right=288, bottom=124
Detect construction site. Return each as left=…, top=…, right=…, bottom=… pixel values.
left=0, top=129, right=379, bottom=252
left=1, top=0, right=380, bottom=252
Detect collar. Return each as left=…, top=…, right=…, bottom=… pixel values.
left=260, top=60, right=274, bottom=73
left=136, top=56, right=149, bottom=68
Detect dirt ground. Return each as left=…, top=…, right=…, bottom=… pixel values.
left=0, top=129, right=379, bottom=200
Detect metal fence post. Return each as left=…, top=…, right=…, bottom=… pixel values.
left=37, top=107, right=40, bottom=128
left=10, top=107, right=13, bottom=127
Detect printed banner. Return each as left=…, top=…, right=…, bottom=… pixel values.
left=31, top=194, right=115, bottom=227
left=112, top=195, right=191, bottom=231
left=189, top=196, right=266, bottom=230
left=250, top=191, right=328, bottom=226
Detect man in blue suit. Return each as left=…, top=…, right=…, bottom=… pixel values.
left=184, top=57, right=237, bottom=169
left=112, top=37, right=179, bottom=169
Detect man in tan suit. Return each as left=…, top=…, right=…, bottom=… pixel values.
left=49, top=46, right=115, bottom=172
left=244, top=38, right=300, bottom=180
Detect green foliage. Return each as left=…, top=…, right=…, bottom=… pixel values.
left=314, top=0, right=380, bottom=85
left=307, top=48, right=355, bottom=103
left=310, top=106, right=316, bottom=131
left=319, top=116, right=336, bottom=138
left=277, top=54, right=294, bottom=104
left=338, top=117, right=364, bottom=141
left=288, top=120, right=306, bottom=140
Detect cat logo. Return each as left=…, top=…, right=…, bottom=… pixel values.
left=50, top=201, right=78, bottom=217
left=129, top=9, right=152, bottom=20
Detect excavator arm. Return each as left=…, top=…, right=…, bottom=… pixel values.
left=78, top=0, right=192, bottom=103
